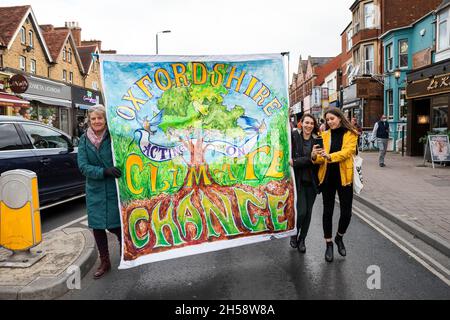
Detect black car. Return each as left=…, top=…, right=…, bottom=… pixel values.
left=0, top=116, right=85, bottom=208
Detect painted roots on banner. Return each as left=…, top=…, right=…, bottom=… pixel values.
left=100, top=54, right=295, bottom=268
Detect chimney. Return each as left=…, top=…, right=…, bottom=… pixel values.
left=65, top=21, right=81, bottom=46
left=81, top=40, right=102, bottom=51
left=40, top=24, right=54, bottom=32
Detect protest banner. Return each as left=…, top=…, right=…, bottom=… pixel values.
left=99, top=54, right=296, bottom=269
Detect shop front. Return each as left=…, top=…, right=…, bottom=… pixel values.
left=20, top=75, right=72, bottom=135
left=406, top=59, right=450, bottom=156
left=342, top=83, right=361, bottom=122
left=0, top=73, right=32, bottom=116
left=71, top=86, right=102, bottom=137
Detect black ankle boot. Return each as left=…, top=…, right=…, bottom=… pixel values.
left=289, top=236, right=298, bottom=248
left=297, top=238, right=306, bottom=253
left=325, top=242, right=333, bottom=262
left=335, top=235, right=346, bottom=256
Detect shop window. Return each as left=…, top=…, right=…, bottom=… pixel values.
left=386, top=44, right=393, bottom=72
left=19, top=56, right=26, bottom=71
left=387, top=90, right=394, bottom=119
left=432, top=105, right=448, bottom=131
left=22, top=123, right=69, bottom=149
left=20, top=27, right=26, bottom=44
left=0, top=124, right=24, bottom=151
left=399, top=39, right=409, bottom=69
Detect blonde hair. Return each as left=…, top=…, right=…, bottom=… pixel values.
left=87, top=104, right=107, bottom=127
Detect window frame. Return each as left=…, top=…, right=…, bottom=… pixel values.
left=438, top=9, right=450, bottom=52
left=69, top=72, right=73, bottom=84
left=364, top=1, right=375, bottom=29
left=387, top=89, right=394, bottom=120
left=62, top=47, right=66, bottom=61
left=386, top=43, right=393, bottom=72
left=19, top=56, right=26, bottom=71
left=28, top=30, right=33, bottom=48
left=20, top=27, right=26, bottom=44
left=364, top=44, right=374, bottom=74
left=399, top=88, right=407, bottom=119
left=347, top=28, right=353, bottom=51
left=68, top=47, right=72, bottom=63
left=30, top=59, right=36, bottom=74
left=399, top=39, right=409, bottom=69
left=62, top=69, right=67, bottom=82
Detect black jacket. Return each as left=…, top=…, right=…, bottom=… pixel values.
left=291, top=129, right=320, bottom=194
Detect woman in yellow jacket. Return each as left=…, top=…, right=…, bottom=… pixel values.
left=312, top=108, right=358, bottom=262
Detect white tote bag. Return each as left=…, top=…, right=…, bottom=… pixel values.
left=353, top=155, right=364, bottom=194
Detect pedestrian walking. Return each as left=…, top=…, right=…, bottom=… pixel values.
left=289, top=114, right=320, bottom=253
left=77, top=104, right=122, bottom=279
left=371, top=114, right=390, bottom=167
left=312, top=107, right=358, bottom=262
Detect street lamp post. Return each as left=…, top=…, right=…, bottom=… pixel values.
left=156, top=30, right=171, bottom=55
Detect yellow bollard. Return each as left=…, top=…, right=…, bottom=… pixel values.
left=0, top=170, right=42, bottom=251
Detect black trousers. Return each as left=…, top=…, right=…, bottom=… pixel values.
left=296, top=184, right=317, bottom=241
left=321, top=182, right=353, bottom=239
left=93, top=228, right=121, bottom=258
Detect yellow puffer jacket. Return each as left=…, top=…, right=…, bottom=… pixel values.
left=313, top=129, right=358, bottom=186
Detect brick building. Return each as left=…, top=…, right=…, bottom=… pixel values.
left=289, top=56, right=333, bottom=120
left=342, top=0, right=442, bottom=129
left=0, top=5, right=114, bottom=136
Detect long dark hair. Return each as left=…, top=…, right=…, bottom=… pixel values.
left=300, top=113, right=320, bottom=135
left=323, top=108, right=358, bottom=134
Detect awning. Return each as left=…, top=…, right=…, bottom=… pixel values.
left=75, top=103, right=92, bottom=110
left=21, top=93, right=72, bottom=108
left=342, top=100, right=360, bottom=109
left=0, top=92, right=30, bottom=108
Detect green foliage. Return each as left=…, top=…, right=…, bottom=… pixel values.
left=157, top=62, right=244, bottom=135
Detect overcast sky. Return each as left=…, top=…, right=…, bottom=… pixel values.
left=3, top=0, right=355, bottom=82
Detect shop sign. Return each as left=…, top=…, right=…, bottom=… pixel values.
left=312, top=87, right=321, bottom=107
left=83, top=90, right=98, bottom=104
left=24, top=76, right=71, bottom=100
left=407, top=72, right=450, bottom=99
left=413, top=48, right=432, bottom=70
left=9, top=74, right=29, bottom=93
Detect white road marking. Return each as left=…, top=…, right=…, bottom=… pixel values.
left=352, top=204, right=450, bottom=286
left=51, top=215, right=88, bottom=232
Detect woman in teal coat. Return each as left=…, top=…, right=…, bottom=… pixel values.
left=77, top=104, right=122, bottom=279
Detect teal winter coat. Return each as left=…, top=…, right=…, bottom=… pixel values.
left=77, top=131, right=121, bottom=229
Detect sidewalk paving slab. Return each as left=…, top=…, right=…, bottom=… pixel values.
left=356, top=151, right=450, bottom=257
left=0, top=227, right=96, bottom=300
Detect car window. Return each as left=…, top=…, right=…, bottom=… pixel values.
left=22, top=123, right=70, bottom=149
left=0, top=123, right=24, bottom=151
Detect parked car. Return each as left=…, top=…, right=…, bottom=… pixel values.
left=0, top=116, right=85, bottom=208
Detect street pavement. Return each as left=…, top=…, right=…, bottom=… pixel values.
left=58, top=198, right=450, bottom=300
left=358, top=151, right=450, bottom=251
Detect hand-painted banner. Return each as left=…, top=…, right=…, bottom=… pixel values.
left=99, top=54, right=296, bottom=269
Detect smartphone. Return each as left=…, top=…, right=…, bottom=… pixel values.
left=314, top=137, right=324, bottom=149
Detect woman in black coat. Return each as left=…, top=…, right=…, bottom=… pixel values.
left=289, top=114, right=320, bottom=253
